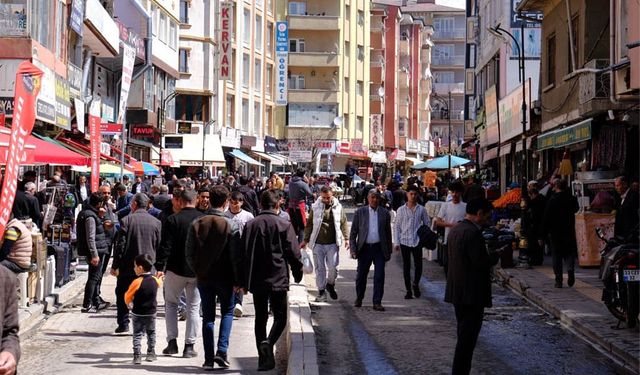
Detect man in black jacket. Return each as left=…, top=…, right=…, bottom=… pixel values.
left=111, top=193, right=162, bottom=334
left=614, top=175, right=639, bottom=239
left=287, top=168, right=313, bottom=242
left=445, top=198, right=499, bottom=375
left=238, top=176, right=260, bottom=217
left=241, top=190, right=303, bottom=371
left=155, top=188, right=204, bottom=358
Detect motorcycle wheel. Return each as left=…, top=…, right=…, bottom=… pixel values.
left=626, top=283, right=639, bottom=328
left=605, top=300, right=627, bottom=322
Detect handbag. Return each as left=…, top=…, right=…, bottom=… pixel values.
left=301, top=247, right=314, bottom=274
left=418, top=224, right=438, bottom=250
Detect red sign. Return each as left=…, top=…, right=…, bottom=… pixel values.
left=89, top=102, right=102, bottom=191
left=0, top=61, right=43, bottom=235
left=0, top=113, right=5, bottom=127
left=101, top=122, right=122, bottom=134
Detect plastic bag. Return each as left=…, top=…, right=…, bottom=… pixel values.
left=301, top=247, right=314, bottom=274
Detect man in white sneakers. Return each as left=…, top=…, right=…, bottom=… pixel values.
left=300, top=186, right=349, bottom=302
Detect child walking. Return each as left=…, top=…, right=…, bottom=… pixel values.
left=125, top=254, right=162, bottom=364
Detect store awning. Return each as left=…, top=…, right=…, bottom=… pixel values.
left=370, top=150, right=387, bottom=164
left=536, top=118, right=592, bottom=151
left=252, top=151, right=284, bottom=166
left=0, top=130, right=89, bottom=166
left=499, top=143, right=512, bottom=157
left=228, top=149, right=263, bottom=166
left=405, top=156, right=424, bottom=165
left=482, top=147, right=498, bottom=163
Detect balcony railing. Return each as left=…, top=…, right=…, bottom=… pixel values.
left=288, top=52, right=339, bottom=66
left=430, top=109, right=465, bottom=121
left=433, top=28, right=465, bottom=40
left=431, top=55, right=465, bottom=66
left=288, top=15, right=339, bottom=30
left=432, top=82, right=465, bottom=94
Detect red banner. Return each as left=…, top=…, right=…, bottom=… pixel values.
left=89, top=100, right=101, bottom=191
left=0, top=61, right=43, bottom=235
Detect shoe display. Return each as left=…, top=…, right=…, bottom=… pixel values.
left=162, top=339, right=178, bottom=355
left=404, top=292, right=413, bottom=299
left=133, top=354, right=142, bottom=365
left=315, top=291, right=328, bottom=302
left=202, top=360, right=215, bottom=370
left=372, top=304, right=386, bottom=312
left=257, top=340, right=275, bottom=371
left=326, top=283, right=338, bottom=300
left=114, top=325, right=129, bottom=334
left=354, top=298, right=362, bottom=307
left=146, top=351, right=157, bottom=362
left=183, top=343, right=198, bottom=358
left=233, top=303, right=244, bottom=318
left=214, top=352, right=230, bottom=369
left=568, top=272, right=575, bottom=287
left=413, top=285, right=421, bottom=298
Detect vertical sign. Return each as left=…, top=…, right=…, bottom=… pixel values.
left=219, top=2, right=233, bottom=80
left=275, top=21, right=288, bottom=106
left=370, top=114, right=383, bottom=148
left=69, top=0, right=84, bottom=35
left=89, top=98, right=102, bottom=191
left=117, top=42, right=136, bottom=125
left=0, top=61, right=42, bottom=235
left=74, top=97, right=85, bottom=133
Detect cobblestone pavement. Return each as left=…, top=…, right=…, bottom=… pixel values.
left=307, top=205, right=626, bottom=375
left=19, top=274, right=285, bottom=374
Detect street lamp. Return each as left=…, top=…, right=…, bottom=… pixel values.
left=488, top=20, right=530, bottom=268
left=431, top=91, right=452, bottom=171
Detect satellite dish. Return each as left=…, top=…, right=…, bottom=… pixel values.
left=377, top=86, right=385, bottom=97
left=333, top=117, right=343, bottom=127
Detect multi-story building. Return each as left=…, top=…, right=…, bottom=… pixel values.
left=518, top=0, right=639, bottom=182
left=402, top=1, right=466, bottom=157
left=275, top=0, right=370, bottom=173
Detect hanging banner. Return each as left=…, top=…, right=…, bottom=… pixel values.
left=70, top=0, right=85, bottom=35
left=74, top=98, right=85, bottom=133
left=89, top=98, right=102, bottom=191
left=117, top=42, right=136, bottom=125
left=0, top=61, right=42, bottom=235
left=219, top=2, right=233, bottom=80
left=275, top=21, right=288, bottom=106
left=370, top=114, right=383, bottom=148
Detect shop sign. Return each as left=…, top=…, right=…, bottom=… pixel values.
left=276, top=138, right=289, bottom=152
left=116, top=42, right=136, bottom=125
left=165, top=136, right=183, bottom=149
left=275, top=21, right=288, bottom=106
left=264, top=136, right=278, bottom=152
left=218, top=2, right=233, bottom=80
left=289, top=150, right=312, bottom=163
left=67, top=63, right=83, bottom=99
left=55, top=75, right=71, bottom=130
left=177, top=121, right=192, bottom=134
left=131, top=124, right=157, bottom=143
left=32, top=60, right=56, bottom=124
left=69, top=0, right=84, bottom=35
left=338, top=140, right=350, bottom=154
left=241, top=135, right=257, bottom=148
left=481, top=85, right=499, bottom=146
left=511, top=0, right=542, bottom=28
left=418, top=140, right=432, bottom=156
left=89, top=99, right=101, bottom=191
left=406, top=139, right=419, bottom=153
left=220, top=126, right=241, bottom=148
left=117, top=20, right=146, bottom=60
left=0, top=2, right=27, bottom=36
left=498, top=79, right=531, bottom=142
left=100, top=122, right=122, bottom=134
left=0, top=97, right=14, bottom=116
left=287, top=139, right=335, bottom=154
left=370, top=114, right=383, bottom=148
left=74, top=98, right=85, bottom=133
left=536, top=118, right=592, bottom=151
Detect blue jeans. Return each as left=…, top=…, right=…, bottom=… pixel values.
left=198, top=282, right=234, bottom=361
left=355, top=243, right=386, bottom=304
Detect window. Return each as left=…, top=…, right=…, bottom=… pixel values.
left=179, top=49, right=189, bottom=72
left=151, top=4, right=157, bottom=35
left=254, top=102, right=261, bottom=135
left=434, top=71, right=454, bottom=83
left=175, top=95, right=206, bottom=121
left=159, top=12, right=167, bottom=42
left=434, top=17, right=454, bottom=32
left=254, top=59, right=262, bottom=90
left=356, top=116, right=363, bottom=132
left=265, top=106, right=272, bottom=134
left=357, top=46, right=364, bottom=61
left=55, top=1, right=65, bottom=59
left=226, top=95, right=234, bottom=127
left=345, top=41, right=350, bottom=58
left=266, top=64, right=273, bottom=96
left=242, top=99, right=249, bottom=131
left=433, top=44, right=453, bottom=59
left=266, top=22, right=273, bottom=56
left=180, top=0, right=189, bottom=24
left=547, top=34, right=556, bottom=85
left=288, top=2, right=306, bottom=15
left=243, top=8, right=251, bottom=44
left=356, top=80, right=363, bottom=96
left=169, top=21, right=177, bottom=49
left=267, top=0, right=273, bottom=14
left=289, top=75, right=305, bottom=89
left=255, top=15, right=263, bottom=51
left=344, top=77, right=349, bottom=90
left=289, top=38, right=305, bottom=52
left=343, top=115, right=349, bottom=130
left=30, top=1, right=51, bottom=48
left=567, top=16, right=579, bottom=74
left=357, top=10, right=364, bottom=25
left=242, top=54, right=250, bottom=88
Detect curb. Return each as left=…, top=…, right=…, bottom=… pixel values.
left=280, top=282, right=319, bottom=375
left=495, top=268, right=640, bottom=373
left=18, top=271, right=88, bottom=333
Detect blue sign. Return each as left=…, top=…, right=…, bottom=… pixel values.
left=275, top=21, right=288, bottom=52
left=70, top=0, right=84, bottom=36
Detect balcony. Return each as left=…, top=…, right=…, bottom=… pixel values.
left=370, top=84, right=384, bottom=101
left=288, top=88, right=338, bottom=103
left=432, top=82, right=465, bottom=94
left=431, top=109, right=465, bottom=121
left=289, top=52, right=339, bottom=67
left=288, top=15, right=339, bottom=30
left=432, top=55, right=465, bottom=66
left=432, top=28, right=466, bottom=40
left=371, top=50, right=385, bottom=67
left=399, top=39, right=410, bottom=56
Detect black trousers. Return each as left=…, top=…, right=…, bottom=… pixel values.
left=97, top=244, right=112, bottom=300
left=550, top=238, right=576, bottom=282
left=253, top=290, right=288, bottom=349
left=355, top=243, right=386, bottom=305
left=452, top=304, right=485, bottom=375
left=400, top=245, right=422, bottom=292
left=116, top=274, right=137, bottom=328
left=82, top=253, right=106, bottom=308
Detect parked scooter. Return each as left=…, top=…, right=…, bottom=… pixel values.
left=596, top=227, right=639, bottom=328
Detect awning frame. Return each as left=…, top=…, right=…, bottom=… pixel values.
left=228, top=149, right=263, bottom=166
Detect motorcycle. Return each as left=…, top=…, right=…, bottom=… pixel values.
left=596, top=227, right=639, bottom=328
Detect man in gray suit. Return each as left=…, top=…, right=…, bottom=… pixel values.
left=349, top=190, right=392, bottom=311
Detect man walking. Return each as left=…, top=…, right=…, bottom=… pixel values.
left=155, top=189, right=204, bottom=357
left=349, top=190, right=392, bottom=311
left=241, top=190, right=303, bottom=371
left=435, top=182, right=467, bottom=276
left=238, top=176, right=260, bottom=217
left=445, top=198, right=500, bottom=375
left=288, top=168, right=313, bottom=242
left=300, top=186, right=349, bottom=302
left=186, top=186, right=242, bottom=370
left=111, top=193, right=162, bottom=334
left=394, top=185, right=430, bottom=299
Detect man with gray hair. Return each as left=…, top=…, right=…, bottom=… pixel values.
left=23, top=182, right=41, bottom=227
left=111, top=193, right=162, bottom=334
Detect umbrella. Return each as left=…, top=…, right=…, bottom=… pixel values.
left=99, top=163, right=134, bottom=177
left=411, top=155, right=472, bottom=170
left=130, top=161, right=161, bottom=176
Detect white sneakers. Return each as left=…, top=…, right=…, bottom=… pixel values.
left=233, top=303, right=243, bottom=317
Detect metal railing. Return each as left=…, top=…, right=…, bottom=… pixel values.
left=433, top=28, right=465, bottom=40
left=431, top=55, right=465, bottom=66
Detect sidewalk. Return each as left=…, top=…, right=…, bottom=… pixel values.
left=494, top=255, right=640, bottom=373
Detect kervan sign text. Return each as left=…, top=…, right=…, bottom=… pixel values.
left=219, top=2, right=233, bottom=80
